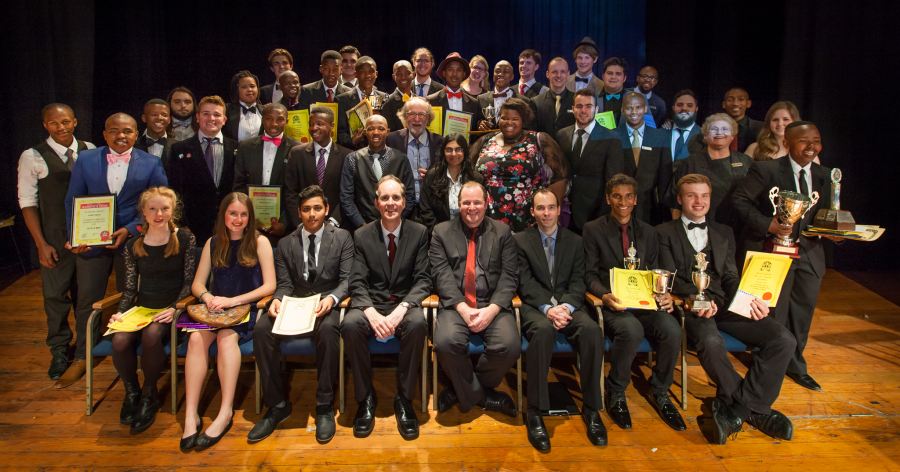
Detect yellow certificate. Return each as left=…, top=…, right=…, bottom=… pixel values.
left=104, top=306, right=164, bottom=335
left=595, top=111, right=616, bottom=130
left=285, top=109, right=311, bottom=144
left=346, top=99, right=373, bottom=136
left=444, top=110, right=473, bottom=141
left=610, top=268, right=658, bottom=310
left=71, top=194, right=116, bottom=246
left=428, top=106, right=443, bottom=135
left=738, top=251, right=792, bottom=306
left=248, top=185, right=281, bottom=228
left=312, top=102, right=339, bottom=142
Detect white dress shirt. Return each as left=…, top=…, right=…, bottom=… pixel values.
left=446, top=88, right=463, bottom=111
left=788, top=157, right=813, bottom=196
left=301, top=225, right=325, bottom=280
left=573, top=120, right=596, bottom=154
left=681, top=215, right=709, bottom=253
left=238, top=101, right=262, bottom=142
left=106, top=147, right=133, bottom=195
left=380, top=221, right=402, bottom=255
left=447, top=170, right=463, bottom=218
left=261, top=132, right=282, bottom=185
left=142, top=130, right=167, bottom=158
left=271, top=83, right=283, bottom=105
left=17, top=138, right=96, bottom=209
left=492, top=88, right=512, bottom=110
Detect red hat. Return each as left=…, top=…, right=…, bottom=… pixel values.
left=436, top=52, right=471, bottom=79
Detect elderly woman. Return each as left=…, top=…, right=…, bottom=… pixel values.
left=416, top=133, right=483, bottom=231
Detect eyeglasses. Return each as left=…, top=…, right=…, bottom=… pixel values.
left=637, top=74, right=658, bottom=80
left=709, top=126, right=732, bottom=134
left=406, top=112, right=427, bottom=118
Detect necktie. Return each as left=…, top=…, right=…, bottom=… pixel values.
left=316, top=148, right=327, bottom=184
left=544, top=236, right=555, bottom=284
left=388, top=233, right=396, bottom=266
left=798, top=169, right=809, bottom=197
left=688, top=221, right=707, bottom=230
left=575, top=77, right=590, bottom=83
left=202, top=137, right=217, bottom=179
left=554, top=94, right=561, bottom=117
left=619, top=223, right=630, bottom=260
left=65, top=149, right=75, bottom=171
left=574, top=129, right=586, bottom=160
left=631, top=129, right=642, bottom=168
left=372, top=152, right=383, bottom=180
left=307, top=234, right=317, bottom=282
left=673, top=128, right=687, bottom=160
left=464, top=228, right=477, bottom=307
left=446, top=90, right=463, bottom=100
left=106, top=151, right=131, bottom=165
left=261, top=135, right=282, bottom=147
left=417, top=83, right=426, bottom=97
left=519, top=83, right=527, bottom=95
left=242, top=105, right=258, bottom=115
left=605, top=92, right=622, bottom=101
left=326, top=89, right=334, bottom=102
left=494, top=90, right=509, bottom=98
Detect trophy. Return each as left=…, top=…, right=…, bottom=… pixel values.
left=690, top=253, right=712, bottom=312
left=813, top=168, right=856, bottom=230
left=367, top=93, right=384, bottom=112
left=766, top=186, right=820, bottom=258
left=482, top=104, right=497, bottom=128
left=651, top=269, right=676, bottom=301
left=624, top=242, right=640, bottom=270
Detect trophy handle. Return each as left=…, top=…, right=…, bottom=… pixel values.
left=803, top=191, right=821, bottom=219
left=769, top=187, right=780, bottom=216
left=667, top=269, right=677, bottom=292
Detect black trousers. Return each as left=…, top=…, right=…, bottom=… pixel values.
left=684, top=310, right=795, bottom=419
left=73, top=252, right=114, bottom=359
left=775, top=254, right=823, bottom=376
left=253, top=307, right=341, bottom=407
left=521, top=304, right=603, bottom=411
left=433, top=309, right=520, bottom=411
left=603, top=308, right=680, bottom=398
left=41, top=232, right=77, bottom=353
left=341, top=306, right=427, bottom=403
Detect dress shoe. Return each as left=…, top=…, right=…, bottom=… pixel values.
left=55, top=359, right=86, bottom=389
left=604, top=392, right=632, bottom=430
left=437, top=387, right=459, bottom=413
left=582, top=409, right=608, bottom=446
left=315, top=405, right=336, bottom=444
left=524, top=409, right=550, bottom=452
left=787, top=372, right=822, bottom=392
left=248, top=402, right=292, bottom=443
left=180, top=417, right=203, bottom=452
left=651, top=393, right=686, bottom=431
left=479, top=388, right=516, bottom=417
left=48, top=349, right=69, bottom=380
left=130, top=392, right=160, bottom=434
left=195, top=418, right=233, bottom=451
left=353, top=394, right=377, bottom=438
left=394, top=395, right=419, bottom=440
left=748, top=409, right=793, bottom=440
left=120, top=381, right=142, bottom=425
left=700, top=398, right=743, bottom=445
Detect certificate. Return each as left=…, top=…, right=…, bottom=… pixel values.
left=312, top=102, right=339, bottom=142
left=610, top=268, right=658, bottom=310
left=285, top=109, right=311, bottom=144
left=346, top=99, right=373, bottom=136
left=595, top=111, right=616, bottom=130
left=248, top=185, right=281, bottom=228
left=71, top=194, right=116, bottom=247
left=427, top=106, right=443, bottom=136
left=104, top=306, right=164, bottom=335
left=272, top=294, right=320, bottom=336
left=443, top=110, right=474, bottom=141
left=737, top=251, right=792, bottom=306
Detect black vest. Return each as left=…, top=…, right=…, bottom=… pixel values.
left=32, top=140, right=88, bottom=242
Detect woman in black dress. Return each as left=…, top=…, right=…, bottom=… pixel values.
left=416, top=133, right=482, bottom=231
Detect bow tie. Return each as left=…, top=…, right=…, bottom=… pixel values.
left=145, top=136, right=166, bottom=147
left=575, top=77, right=590, bottom=83
left=242, top=105, right=258, bottom=115
left=605, top=92, right=622, bottom=101
left=446, top=90, right=463, bottom=99
left=261, top=135, right=282, bottom=147
left=687, top=221, right=707, bottom=230
left=172, top=119, right=191, bottom=128
left=106, top=151, right=131, bottom=165
left=494, top=90, right=510, bottom=98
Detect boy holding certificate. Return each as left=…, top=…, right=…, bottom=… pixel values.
left=657, top=173, right=796, bottom=444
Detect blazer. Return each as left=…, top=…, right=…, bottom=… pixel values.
left=302, top=80, right=351, bottom=105
left=521, top=81, right=548, bottom=99
left=614, top=124, right=673, bottom=224
left=380, top=88, right=409, bottom=133
left=284, top=141, right=351, bottom=228
left=429, top=216, right=518, bottom=309
left=583, top=214, right=659, bottom=297
left=64, top=147, right=168, bottom=257
left=476, top=91, right=538, bottom=129
left=350, top=219, right=432, bottom=310
left=273, top=223, right=354, bottom=302
left=413, top=79, right=444, bottom=97
left=134, top=132, right=171, bottom=167
left=556, top=124, right=625, bottom=230
left=668, top=123, right=702, bottom=162
left=385, top=129, right=443, bottom=173
left=656, top=219, right=740, bottom=307
left=336, top=88, right=389, bottom=149
left=415, top=168, right=483, bottom=231
left=533, top=88, right=576, bottom=136
left=223, top=102, right=263, bottom=142
left=426, top=88, right=483, bottom=131
left=233, top=135, right=297, bottom=223
left=168, top=134, right=238, bottom=243
left=565, top=74, right=604, bottom=95
left=514, top=226, right=586, bottom=312
left=259, top=83, right=276, bottom=104
left=339, top=146, right=416, bottom=230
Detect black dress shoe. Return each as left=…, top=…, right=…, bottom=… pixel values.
left=180, top=417, right=203, bottom=452
left=525, top=409, right=550, bottom=452
left=130, top=393, right=160, bottom=434
left=248, top=402, right=292, bottom=443
left=651, top=393, right=686, bottom=431
left=393, top=395, right=419, bottom=440
left=748, top=409, right=793, bottom=440
left=479, top=388, right=516, bottom=417
left=437, top=387, right=459, bottom=413
left=315, top=405, right=336, bottom=444
left=48, top=350, right=69, bottom=380
left=195, top=418, right=233, bottom=451
left=787, top=372, right=822, bottom=392
left=120, top=381, right=142, bottom=425
left=700, top=398, right=743, bottom=445
left=605, top=393, right=632, bottom=430
left=353, top=394, right=377, bottom=438
left=582, top=409, right=608, bottom=446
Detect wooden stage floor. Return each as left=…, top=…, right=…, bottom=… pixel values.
left=0, top=270, right=897, bottom=471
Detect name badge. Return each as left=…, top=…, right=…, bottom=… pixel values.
left=641, top=146, right=652, bottom=151
left=731, top=162, right=744, bottom=167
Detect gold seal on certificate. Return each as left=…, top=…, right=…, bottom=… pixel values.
left=248, top=185, right=281, bottom=228
left=71, top=194, right=116, bottom=247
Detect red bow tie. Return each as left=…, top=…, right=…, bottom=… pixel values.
left=446, top=90, right=463, bottom=99
left=262, top=135, right=282, bottom=147
left=106, top=151, right=131, bottom=165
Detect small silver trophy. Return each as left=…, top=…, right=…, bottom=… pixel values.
left=624, top=242, right=640, bottom=270
left=691, top=252, right=712, bottom=312
left=367, top=93, right=384, bottom=112
left=482, top=104, right=496, bottom=128
left=651, top=269, right=676, bottom=300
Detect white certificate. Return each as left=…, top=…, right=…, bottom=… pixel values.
left=272, top=294, right=320, bottom=335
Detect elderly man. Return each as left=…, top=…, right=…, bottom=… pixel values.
left=385, top=97, right=442, bottom=200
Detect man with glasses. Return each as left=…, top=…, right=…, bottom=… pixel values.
left=385, top=97, right=442, bottom=202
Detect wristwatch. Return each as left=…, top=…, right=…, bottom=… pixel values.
left=400, top=302, right=411, bottom=309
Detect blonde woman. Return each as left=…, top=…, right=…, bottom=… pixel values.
left=462, top=55, right=490, bottom=96
left=745, top=101, right=800, bottom=160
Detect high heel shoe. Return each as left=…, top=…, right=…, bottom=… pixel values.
left=179, top=417, right=203, bottom=452
left=194, top=418, right=233, bottom=451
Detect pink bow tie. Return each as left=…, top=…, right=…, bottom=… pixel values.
left=262, top=135, right=282, bottom=147
left=106, top=151, right=131, bottom=165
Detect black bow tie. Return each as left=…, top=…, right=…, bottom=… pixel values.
left=145, top=136, right=166, bottom=147
left=688, top=222, right=707, bottom=230
left=575, top=77, right=590, bottom=83
left=242, top=105, right=258, bottom=114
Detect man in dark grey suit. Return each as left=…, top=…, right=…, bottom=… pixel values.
left=342, top=176, right=431, bottom=440
left=534, top=57, right=576, bottom=136
left=515, top=189, right=606, bottom=452
left=249, top=185, right=354, bottom=445
left=430, top=181, right=519, bottom=417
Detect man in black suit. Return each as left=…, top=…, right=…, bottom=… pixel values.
left=732, top=121, right=833, bottom=392
left=285, top=106, right=350, bottom=228
left=381, top=60, right=415, bottom=133
left=583, top=174, right=685, bottom=431
left=336, top=56, right=389, bottom=149
left=385, top=97, right=443, bottom=201
left=476, top=60, right=536, bottom=130
left=517, top=49, right=548, bottom=99
left=427, top=52, right=482, bottom=132
left=597, top=57, right=628, bottom=124
left=249, top=185, right=354, bottom=445
left=233, top=103, right=297, bottom=238
left=430, top=181, right=519, bottom=417
left=631, top=66, right=667, bottom=128
left=658, top=173, right=796, bottom=444
left=302, top=50, right=350, bottom=105
left=134, top=99, right=171, bottom=164
left=168, top=95, right=237, bottom=243
left=342, top=176, right=431, bottom=440
left=722, top=87, right=763, bottom=152
left=339, top=115, right=415, bottom=230
left=411, top=47, right=444, bottom=97
left=557, top=88, right=624, bottom=232
left=534, top=57, right=575, bottom=136
left=662, top=89, right=703, bottom=162
left=515, top=189, right=606, bottom=452
left=277, top=70, right=312, bottom=112
left=259, top=48, right=293, bottom=105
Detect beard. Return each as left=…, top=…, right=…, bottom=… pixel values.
left=673, top=111, right=696, bottom=128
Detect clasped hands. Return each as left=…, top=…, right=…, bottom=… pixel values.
left=456, top=302, right=500, bottom=333
left=365, top=305, right=408, bottom=340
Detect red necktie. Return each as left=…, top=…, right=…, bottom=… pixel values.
left=619, top=223, right=630, bottom=258
left=519, top=83, right=526, bottom=95
left=464, top=228, right=477, bottom=307
left=388, top=233, right=396, bottom=267
left=326, top=89, right=334, bottom=102
left=447, top=90, right=463, bottom=100
left=261, top=135, right=282, bottom=147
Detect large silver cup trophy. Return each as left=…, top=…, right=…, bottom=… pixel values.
left=691, top=252, right=713, bottom=312
left=767, top=187, right=820, bottom=258
left=651, top=269, right=676, bottom=302
left=482, top=104, right=496, bottom=128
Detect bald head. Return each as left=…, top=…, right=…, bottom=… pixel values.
left=103, top=113, right=138, bottom=153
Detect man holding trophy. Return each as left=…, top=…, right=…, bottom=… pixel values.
left=732, top=121, right=832, bottom=392
left=658, top=173, right=797, bottom=444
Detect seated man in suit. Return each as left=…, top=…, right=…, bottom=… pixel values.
left=662, top=89, right=703, bottom=162
left=302, top=50, right=350, bottom=104
left=558, top=88, right=624, bottom=233
left=732, top=121, right=833, bottom=392
left=566, top=36, right=604, bottom=94
left=534, top=57, right=576, bottom=136
left=583, top=174, right=685, bottom=431
left=722, top=87, right=763, bottom=152
left=223, top=70, right=263, bottom=142
left=167, top=86, right=196, bottom=143
left=614, top=92, right=673, bottom=224
left=381, top=60, right=415, bottom=133
left=135, top=99, right=171, bottom=163
left=430, top=181, right=519, bottom=417
left=259, top=48, right=293, bottom=104
left=249, top=185, right=354, bottom=445
left=385, top=97, right=442, bottom=201
left=597, top=57, right=628, bottom=123
left=339, top=45, right=360, bottom=88
left=658, top=173, right=796, bottom=444
left=61, top=112, right=167, bottom=387
left=339, top=115, right=415, bottom=230
left=517, top=49, right=548, bottom=99
left=336, top=56, right=388, bottom=149
left=233, top=103, right=297, bottom=239
left=631, top=66, right=667, bottom=128
left=515, top=188, right=606, bottom=452
left=427, top=52, right=482, bottom=132
left=342, top=176, right=431, bottom=439
left=169, top=95, right=238, bottom=243
left=477, top=60, right=536, bottom=130
left=411, top=47, right=443, bottom=97
left=277, top=70, right=311, bottom=112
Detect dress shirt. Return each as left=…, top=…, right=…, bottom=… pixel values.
left=681, top=215, right=709, bottom=253
left=573, top=73, right=594, bottom=91
left=627, top=123, right=647, bottom=145
left=414, top=78, right=433, bottom=96
left=788, top=157, right=813, bottom=196
left=343, top=77, right=358, bottom=88
left=380, top=220, right=403, bottom=254
left=519, top=78, right=537, bottom=95
left=314, top=141, right=332, bottom=167
left=536, top=226, right=576, bottom=315
left=406, top=132, right=431, bottom=198
left=573, top=120, right=596, bottom=154
left=355, top=86, right=380, bottom=102
left=300, top=225, right=340, bottom=305
left=447, top=170, right=463, bottom=218
left=446, top=88, right=463, bottom=111
left=238, top=101, right=262, bottom=142
left=142, top=130, right=167, bottom=157
left=106, top=147, right=133, bottom=195
left=261, top=132, right=282, bottom=185
left=198, top=130, right=225, bottom=186
left=669, top=122, right=697, bottom=158
left=271, top=83, right=283, bottom=105
left=18, top=138, right=96, bottom=209
left=322, top=80, right=338, bottom=101
left=170, top=118, right=195, bottom=142
left=492, top=88, right=512, bottom=109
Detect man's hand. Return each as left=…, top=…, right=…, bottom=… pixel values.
left=601, top=293, right=625, bottom=312
left=37, top=241, right=60, bottom=268
left=364, top=307, right=392, bottom=339
left=417, top=167, right=427, bottom=179
left=455, top=302, right=479, bottom=322
left=351, top=128, right=366, bottom=145
left=547, top=305, right=572, bottom=330
left=385, top=304, right=408, bottom=331
left=695, top=300, right=718, bottom=319
left=268, top=298, right=281, bottom=318
left=64, top=241, right=91, bottom=255
left=767, top=217, right=793, bottom=239
left=748, top=298, right=770, bottom=320
left=657, top=293, right=675, bottom=313
left=315, top=296, right=335, bottom=317
left=106, top=227, right=129, bottom=250
left=469, top=304, right=500, bottom=333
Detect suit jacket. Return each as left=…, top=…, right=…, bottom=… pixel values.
left=533, top=88, right=575, bottom=136
left=336, top=88, right=389, bottom=149
left=614, top=124, right=673, bottom=224
left=413, top=79, right=444, bottom=97
left=565, top=75, right=604, bottom=95
left=259, top=83, right=276, bottom=104
left=521, top=81, right=548, bottom=99
left=233, top=135, right=297, bottom=224
left=273, top=223, right=354, bottom=302
left=656, top=219, right=739, bottom=307
left=556, top=124, right=625, bottom=230
left=134, top=132, right=171, bottom=168
left=416, top=168, right=483, bottom=232
left=514, top=226, right=586, bottom=312
left=584, top=214, right=659, bottom=296
left=731, top=157, right=831, bottom=277
left=380, top=88, right=409, bottom=133
left=350, top=219, right=432, bottom=310
left=737, top=116, right=764, bottom=152
left=339, top=146, right=416, bottom=229
left=429, top=217, right=518, bottom=309
left=385, top=129, right=443, bottom=173
left=168, top=134, right=238, bottom=243
left=668, top=123, right=702, bottom=162
left=64, top=147, right=168, bottom=257
left=302, top=80, right=351, bottom=105
left=223, top=103, right=263, bottom=142
left=476, top=91, right=537, bottom=129
left=284, top=141, right=350, bottom=228
left=426, top=88, right=482, bottom=131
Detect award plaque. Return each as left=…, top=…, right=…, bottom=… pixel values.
left=247, top=185, right=281, bottom=228
left=765, top=186, right=820, bottom=258
left=71, top=194, right=116, bottom=247
left=813, top=168, right=856, bottom=230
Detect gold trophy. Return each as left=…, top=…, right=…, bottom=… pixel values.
left=813, top=168, right=856, bottom=230
left=624, top=242, right=640, bottom=270
left=765, top=186, right=820, bottom=258
left=690, top=253, right=713, bottom=312
left=367, top=93, right=384, bottom=112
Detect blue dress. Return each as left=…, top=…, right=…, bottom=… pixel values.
left=210, top=239, right=262, bottom=337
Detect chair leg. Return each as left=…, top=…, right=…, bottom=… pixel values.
left=85, top=310, right=97, bottom=416
left=432, top=308, right=438, bottom=412
left=647, top=350, right=654, bottom=367
left=170, top=322, right=178, bottom=415
left=339, top=337, right=345, bottom=414
left=421, top=342, right=427, bottom=414
left=516, top=356, right=522, bottom=419
left=255, top=360, right=261, bottom=415
left=681, top=321, right=688, bottom=410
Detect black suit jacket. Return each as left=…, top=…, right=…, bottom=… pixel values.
left=233, top=135, right=297, bottom=224
left=413, top=80, right=444, bottom=97
left=134, top=132, right=171, bottom=167
left=556, top=124, right=625, bottom=230
left=476, top=91, right=538, bottom=129
left=284, top=141, right=351, bottom=228
left=336, top=88, right=389, bottom=149
left=223, top=103, right=263, bottom=142
left=426, top=88, right=482, bottom=131
left=615, top=124, right=673, bottom=224
left=350, top=219, right=432, bottom=310
left=429, top=217, right=518, bottom=309
left=514, top=226, right=586, bottom=312
left=302, top=80, right=351, bottom=105
left=656, top=219, right=739, bottom=307
left=584, top=214, right=659, bottom=296
left=273, top=223, right=354, bottom=302
left=384, top=129, right=443, bottom=173
left=415, top=168, right=483, bottom=232
left=339, top=147, right=416, bottom=229
left=533, top=88, right=575, bottom=136
left=521, top=81, right=548, bottom=99
left=259, top=83, right=276, bottom=104
left=380, top=89, right=408, bottom=133
left=168, top=134, right=238, bottom=242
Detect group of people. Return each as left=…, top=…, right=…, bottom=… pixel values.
left=18, top=36, right=836, bottom=452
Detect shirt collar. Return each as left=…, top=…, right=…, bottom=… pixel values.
left=301, top=224, right=326, bottom=240
left=539, top=226, right=559, bottom=244
left=577, top=120, right=596, bottom=135
left=408, top=132, right=428, bottom=146
left=681, top=214, right=707, bottom=229
left=575, top=72, right=593, bottom=80
left=494, top=87, right=511, bottom=95
left=446, top=169, right=462, bottom=184
left=415, top=77, right=431, bottom=87
left=789, top=156, right=812, bottom=174
left=142, top=129, right=167, bottom=140
left=381, top=221, right=403, bottom=241
left=46, top=137, right=78, bottom=157
left=198, top=130, right=224, bottom=142
left=520, top=78, right=536, bottom=88
left=314, top=140, right=332, bottom=154
left=627, top=123, right=646, bottom=138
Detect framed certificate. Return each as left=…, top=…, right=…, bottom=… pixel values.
left=248, top=185, right=282, bottom=228
left=444, top=110, right=473, bottom=141
left=71, top=194, right=116, bottom=247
